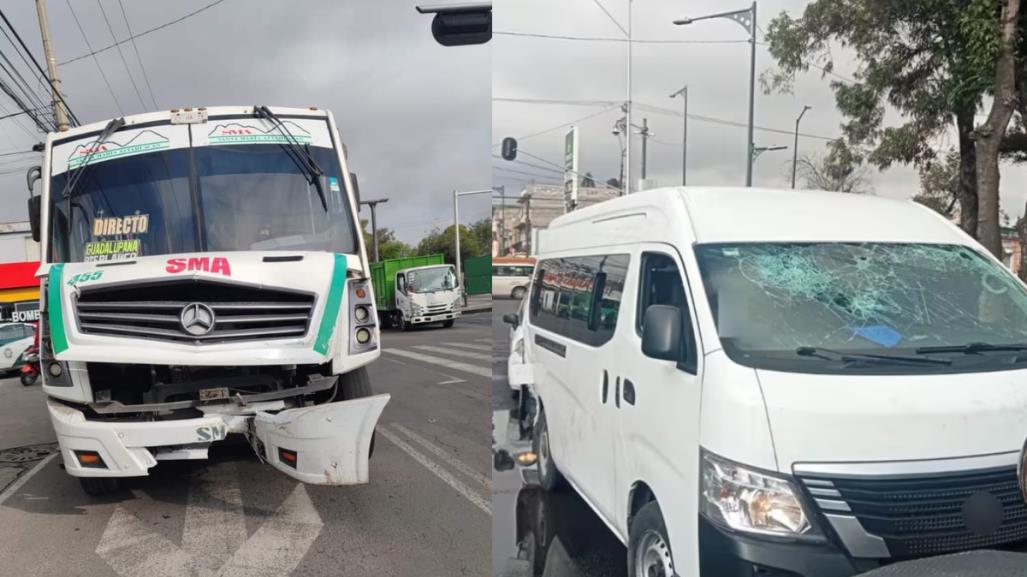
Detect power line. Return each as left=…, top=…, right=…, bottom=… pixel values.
left=492, top=154, right=563, bottom=175
left=0, top=74, right=50, bottom=132
left=66, top=0, right=124, bottom=116
left=632, top=101, right=838, bottom=141
left=494, top=97, right=620, bottom=107
left=0, top=50, right=51, bottom=123
left=495, top=105, right=620, bottom=145
left=96, top=0, right=146, bottom=109
left=116, top=0, right=157, bottom=109
left=61, top=0, right=229, bottom=65
left=0, top=24, right=48, bottom=95
left=496, top=31, right=749, bottom=44
left=590, top=0, right=628, bottom=37
left=0, top=148, right=38, bottom=156
left=493, top=165, right=562, bottom=180
left=0, top=8, right=80, bottom=126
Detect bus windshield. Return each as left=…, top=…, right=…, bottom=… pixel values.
left=49, top=144, right=358, bottom=263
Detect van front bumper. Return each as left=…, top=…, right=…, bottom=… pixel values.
left=699, top=516, right=871, bottom=577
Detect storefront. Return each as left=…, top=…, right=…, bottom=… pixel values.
left=0, top=261, right=40, bottom=323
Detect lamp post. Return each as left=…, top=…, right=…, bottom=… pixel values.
left=670, top=85, right=688, bottom=185
left=359, top=198, right=389, bottom=262
left=791, top=105, right=811, bottom=189
left=674, top=1, right=757, bottom=186
left=453, top=188, right=491, bottom=304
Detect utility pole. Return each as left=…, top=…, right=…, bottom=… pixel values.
left=791, top=105, right=811, bottom=189
left=359, top=198, right=389, bottom=262
left=35, top=0, right=69, bottom=131
left=625, top=0, right=633, bottom=194
left=640, top=117, right=650, bottom=181
left=670, top=85, right=688, bottom=185
left=453, top=188, right=490, bottom=305
left=745, top=0, right=756, bottom=187
left=493, top=185, right=506, bottom=255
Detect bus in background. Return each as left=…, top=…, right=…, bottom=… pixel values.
left=493, top=256, right=535, bottom=300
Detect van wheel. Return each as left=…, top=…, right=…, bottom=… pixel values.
left=511, top=286, right=526, bottom=300
left=533, top=407, right=564, bottom=491
left=628, top=501, right=674, bottom=577
left=338, top=368, right=376, bottom=458
left=79, top=476, right=119, bottom=497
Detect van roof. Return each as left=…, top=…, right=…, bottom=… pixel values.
left=545, top=187, right=969, bottom=247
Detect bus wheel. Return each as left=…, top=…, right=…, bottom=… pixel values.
left=628, top=501, right=674, bottom=577
left=79, top=476, right=119, bottom=497
left=338, top=368, right=376, bottom=458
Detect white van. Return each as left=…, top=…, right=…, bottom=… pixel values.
left=516, top=187, right=1027, bottom=577
left=493, top=257, right=535, bottom=299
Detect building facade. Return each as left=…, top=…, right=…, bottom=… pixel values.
left=0, top=222, right=42, bottom=323
left=508, top=184, right=620, bottom=255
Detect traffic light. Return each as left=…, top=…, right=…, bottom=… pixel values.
left=416, top=3, right=491, bottom=47
left=501, top=137, right=518, bottom=161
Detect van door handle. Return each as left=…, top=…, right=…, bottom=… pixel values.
left=614, top=377, right=621, bottom=408
left=622, top=379, right=636, bottom=406
left=601, top=370, right=609, bottom=404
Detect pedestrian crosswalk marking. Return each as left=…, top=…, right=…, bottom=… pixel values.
left=392, top=423, right=491, bottom=488
left=442, top=342, right=490, bottom=352
left=414, top=345, right=490, bottom=361
left=383, top=348, right=490, bottom=378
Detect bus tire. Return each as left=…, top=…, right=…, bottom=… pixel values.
left=79, top=476, right=119, bottom=497
left=338, top=368, right=376, bottom=458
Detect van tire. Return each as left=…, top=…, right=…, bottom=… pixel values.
left=338, top=368, right=376, bottom=458
left=627, top=501, right=675, bottom=577
left=533, top=407, right=564, bottom=491
left=511, top=286, right=526, bottom=300
left=79, top=476, right=119, bottom=497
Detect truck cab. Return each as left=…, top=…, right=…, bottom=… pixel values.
left=370, top=255, right=461, bottom=330
left=27, top=105, right=389, bottom=495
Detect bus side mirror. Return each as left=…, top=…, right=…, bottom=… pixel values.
left=641, top=305, right=682, bottom=362
left=26, top=166, right=42, bottom=242
left=350, top=172, right=361, bottom=206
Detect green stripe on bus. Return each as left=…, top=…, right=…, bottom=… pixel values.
left=314, top=254, right=347, bottom=355
left=48, top=263, right=68, bottom=354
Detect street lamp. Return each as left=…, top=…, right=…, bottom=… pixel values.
left=674, top=2, right=757, bottom=187
left=453, top=188, right=491, bottom=304
left=359, top=198, right=389, bottom=262
left=669, top=85, right=688, bottom=186
left=791, top=105, right=811, bottom=189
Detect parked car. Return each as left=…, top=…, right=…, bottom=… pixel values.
left=0, top=322, right=35, bottom=377
left=493, top=257, right=535, bottom=299
left=519, top=187, right=1027, bottom=577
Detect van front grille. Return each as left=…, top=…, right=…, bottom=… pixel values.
left=74, top=279, right=315, bottom=344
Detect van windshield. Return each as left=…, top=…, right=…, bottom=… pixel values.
left=695, top=242, right=1027, bottom=374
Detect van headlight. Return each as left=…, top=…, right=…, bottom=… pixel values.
left=700, top=451, right=813, bottom=537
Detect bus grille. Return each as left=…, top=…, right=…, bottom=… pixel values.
left=74, top=279, right=315, bottom=344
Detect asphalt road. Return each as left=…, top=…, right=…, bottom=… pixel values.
left=0, top=313, right=491, bottom=577
left=491, top=299, right=627, bottom=577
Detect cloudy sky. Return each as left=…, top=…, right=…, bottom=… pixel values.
left=493, top=0, right=1027, bottom=223
left=0, top=0, right=490, bottom=245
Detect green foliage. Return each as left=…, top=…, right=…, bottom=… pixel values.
left=359, top=219, right=413, bottom=261
left=914, top=150, right=960, bottom=217
left=415, top=221, right=488, bottom=264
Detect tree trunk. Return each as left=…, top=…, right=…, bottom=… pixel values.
left=956, top=108, right=978, bottom=236
left=975, top=0, right=1021, bottom=258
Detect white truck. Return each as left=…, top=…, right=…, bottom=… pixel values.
left=370, top=255, right=461, bottom=330
left=25, top=105, right=389, bottom=495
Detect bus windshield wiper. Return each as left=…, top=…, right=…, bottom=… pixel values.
left=62, top=117, right=125, bottom=199
left=915, top=342, right=1027, bottom=355
left=796, top=346, right=952, bottom=366
left=253, top=105, right=328, bottom=212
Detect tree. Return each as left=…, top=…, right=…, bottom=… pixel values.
left=794, top=142, right=872, bottom=193
left=359, top=219, right=412, bottom=261
left=581, top=172, right=596, bottom=187
left=415, top=224, right=484, bottom=264
left=913, top=150, right=960, bottom=218
left=764, top=1, right=1004, bottom=238
left=605, top=177, right=621, bottom=190
left=972, top=0, right=1021, bottom=258
left=468, top=218, right=491, bottom=255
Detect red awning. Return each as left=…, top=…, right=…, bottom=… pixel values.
left=0, top=261, right=41, bottom=290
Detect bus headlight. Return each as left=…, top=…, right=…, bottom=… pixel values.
left=348, top=280, right=377, bottom=353
left=700, top=451, right=814, bottom=537
left=354, top=306, right=370, bottom=322
left=355, top=328, right=372, bottom=344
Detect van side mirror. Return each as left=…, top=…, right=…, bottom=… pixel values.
left=503, top=313, right=519, bottom=327
left=641, top=305, right=682, bottom=362
left=350, top=172, right=361, bottom=205
left=1019, top=437, right=1027, bottom=503
left=27, top=165, right=42, bottom=242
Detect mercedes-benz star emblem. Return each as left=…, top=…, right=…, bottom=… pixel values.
left=180, top=302, right=215, bottom=337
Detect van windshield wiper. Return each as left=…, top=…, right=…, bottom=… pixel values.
left=253, top=105, right=328, bottom=212
left=915, top=342, right=1027, bottom=355
left=62, top=117, right=125, bottom=199
left=796, top=346, right=952, bottom=366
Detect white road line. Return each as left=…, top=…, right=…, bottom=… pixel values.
left=383, top=348, right=490, bottom=378
left=183, top=461, right=247, bottom=573
left=413, top=345, right=490, bottom=361
left=0, top=453, right=58, bottom=506
left=438, top=379, right=467, bottom=385
left=442, top=342, right=491, bottom=352
left=97, top=506, right=195, bottom=577
left=391, top=423, right=491, bottom=489
left=378, top=427, right=491, bottom=516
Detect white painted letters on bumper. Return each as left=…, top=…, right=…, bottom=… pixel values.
left=253, top=394, right=390, bottom=485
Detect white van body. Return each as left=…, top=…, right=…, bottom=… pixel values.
left=520, top=187, right=1027, bottom=577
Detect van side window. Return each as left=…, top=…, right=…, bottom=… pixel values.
left=637, top=252, right=697, bottom=372
left=530, top=254, right=629, bottom=346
